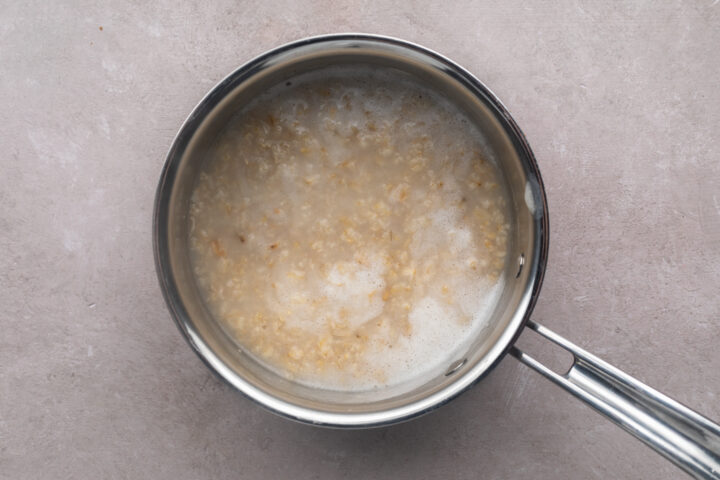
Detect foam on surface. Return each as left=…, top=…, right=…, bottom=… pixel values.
left=187, top=66, right=512, bottom=391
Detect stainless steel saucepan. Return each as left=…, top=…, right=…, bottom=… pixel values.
left=153, top=34, right=720, bottom=479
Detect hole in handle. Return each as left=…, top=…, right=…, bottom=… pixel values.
left=514, top=326, right=576, bottom=376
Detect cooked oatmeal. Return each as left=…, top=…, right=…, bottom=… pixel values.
left=188, top=69, right=511, bottom=390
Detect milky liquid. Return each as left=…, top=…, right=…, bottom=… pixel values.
left=188, top=67, right=512, bottom=391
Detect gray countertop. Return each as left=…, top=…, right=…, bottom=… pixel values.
left=2, top=2, right=719, bottom=478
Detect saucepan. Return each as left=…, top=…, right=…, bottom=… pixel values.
left=153, top=34, right=720, bottom=478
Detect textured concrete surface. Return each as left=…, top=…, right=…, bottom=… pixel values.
left=2, top=1, right=719, bottom=479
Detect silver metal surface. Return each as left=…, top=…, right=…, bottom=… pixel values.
left=154, top=34, right=549, bottom=427
left=511, top=322, right=720, bottom=479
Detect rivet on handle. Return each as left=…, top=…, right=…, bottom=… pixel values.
left=445, top=358, right=467, bottom=376
left=516, top=253, right=525, bottom=278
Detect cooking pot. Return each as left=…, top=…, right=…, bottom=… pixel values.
left=153, top=34, right=720, bottom=478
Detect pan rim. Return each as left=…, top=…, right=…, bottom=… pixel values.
left=152, top=33, right=550, bottom=428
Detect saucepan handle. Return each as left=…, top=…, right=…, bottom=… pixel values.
left=509, top=320, right=720, bottom=479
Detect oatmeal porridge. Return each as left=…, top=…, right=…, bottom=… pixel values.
left=188, top=69, right=512, bottom=390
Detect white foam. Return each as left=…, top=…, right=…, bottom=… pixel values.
left=266, top=256, right=387, bottom=333
left=361, top=279, right=505, bottom=390
left=321, top=257, right=387, bottom=330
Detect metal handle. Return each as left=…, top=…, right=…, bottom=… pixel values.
left=510, top=320, right=720, bottom=479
